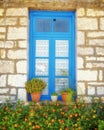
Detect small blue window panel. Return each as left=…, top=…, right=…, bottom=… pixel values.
left=55, top=78, right=69, bottom=92
left=55, top=59, right=69, bottom=76
left=36, top=19, right=51, bottom=32
left=36, top=40, right=49, bottom=57
left=56, top=40, right=69, bottom=57
left=54, top=19, right=69, bottom=32
left=35, top=59, right=49, bottom=76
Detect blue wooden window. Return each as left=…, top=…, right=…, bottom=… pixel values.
left=28, top=11, right=76, bottom=101
left=54, top=19, right=69, bottom=32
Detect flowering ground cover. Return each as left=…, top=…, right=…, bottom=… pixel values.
left=0, top=99, right=104, bottom=130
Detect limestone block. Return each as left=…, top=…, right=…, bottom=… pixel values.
left=10, top=88, right=16, bottom=95
left=0, top=96, right=10, bottom=102
left=0, top=89, right=9, bottom=94
left=87, top=9, right=104, bottom=16
left=96, top=47, right=104, bottom=56
left=19, top=17, right=28, bottom=26
left=16, top=60, right=27, bottom=73
left=5, top=41, right=14, bottom=48
left=7, top=27, right=27, bottom=40
left=0, top=34, right=5, bottom=39
left=0, top=18, right=15, bottom=26
left=97, top=87, right=104, bottom=95
left=18, top=88, right=27, bottom=101
left=8, top=75, right=27, bottom=87
left=77, top=18, right=98, bottom=30
left=77, top=8, right=85, bottom=16
left=86, top=56, right=96, bottom=61
left=77, top=57, right=84, bottom=69
left=100, top=18, right=104, bottom=30
left=77, top=82, right=86, bottom=95
left=77, top=47, right=94, bottom=55
left=86, top=63, right=104, bottom=68
left=0, top=75, right=7, bottom=87
left=86, top=56, right=104, bottom=62
left=88, top=82, right=104, bottom=86
left=9, top=96, right=16, bottom=101
left=7, top=50, right=27, bottom=59
left=0, top=41, right=4, bottom=48
left=78, top=96, right=92, bottom=103
left=0, top=9, right=4, bottom=16
left=97, top=57, right=104, bottom=61
left=77, top=70, right=97, bottom=81
left=88, top=31, right=104, bottom=38
left=0, top=95, right=16, bottom=102
left=77, top=31, right=85, bottom=45
left=86, top=63, right=92, bottom=68
left=0, top=60, right=14, bottom=73
left=18, top=40, right=27, bottom=48
left=88, top=86, right=95, bottom=95
left=99, top=70, right=103, bottom=81
left=0, top=18, right=17, bottom=26
left=6, top=8, right=28, bottom=16
left=89, top=39, right=104, bottom=46
left=0, top=18, right=5, bottom=26
left=0, top=41, right=14, bottom=48
left=0, top=27, right=6, bottom=33
left=0, top=49, right=6, bottom=58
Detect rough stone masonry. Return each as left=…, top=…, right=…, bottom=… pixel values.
left=0, top=1, right=104, bottom=102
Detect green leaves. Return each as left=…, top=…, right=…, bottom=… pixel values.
left=0, top=100, right=104, bottom=129
left=25, top=78, right=46, bottom=93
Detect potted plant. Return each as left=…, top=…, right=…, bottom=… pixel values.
left=61, top=87, right=75, bottom=104
left=25, top=78, right=46, bottom=102
left=51, top=92, right=58, bottom=102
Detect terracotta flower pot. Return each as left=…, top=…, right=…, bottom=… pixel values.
left=31, top=92, right=41, bottom=102
left=62, top=92, right=68, bottom=102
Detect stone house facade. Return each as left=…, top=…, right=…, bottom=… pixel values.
left=0, top=0, right=104, bottom=102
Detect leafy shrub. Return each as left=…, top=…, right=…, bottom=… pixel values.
left=98, top=120, right=104, bottom=130
left=0, top=99, right=104, bottom=130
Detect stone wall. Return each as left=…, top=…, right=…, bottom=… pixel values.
left=77, top=8, right=104, bottom=102
left=0, top=3, right=104, bottom=102
left=0, top=8, right=28, bottom=101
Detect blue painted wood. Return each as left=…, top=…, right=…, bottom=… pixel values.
left=28, top=11, right=76, bottom=101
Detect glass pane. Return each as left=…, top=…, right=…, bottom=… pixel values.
left=56, top=59, right=68, bottom=76
left=41, top=78, right=48, bottom=95
left=55, top=78, right=69, bottom=92
left=36, top=40, right=49, bottom=57
left=56, top=40, right=68, bottom=57
left=36, top=19, right=51, bottom=32
left=35, top=59, right=48, bottom=76
left=54, top=19, right=69, bottom=32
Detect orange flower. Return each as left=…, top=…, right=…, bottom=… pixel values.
left=52, top=109, right=56, bottom=112
left=35, top=125, right=40, bottom=129
left=69, top=114, right=73, bottom=118
left=61, top=111, right=64, bottom=115
left=74, top=123, right=78, bottom=127
left=51, top=119, right=54, bottom=123
left=14, top=124, right=18, bottom=128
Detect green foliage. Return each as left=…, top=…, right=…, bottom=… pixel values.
left=51, top=92, right=58, bottom=96
left=25, top=78, right=46, bottom=93
left=98, top=120, right=104, bottom=130
left=61, top=87, right=75, bottom=94
left=0, top=99, right=104, bottom=130
left=61, top=87, right=76, bottom=104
